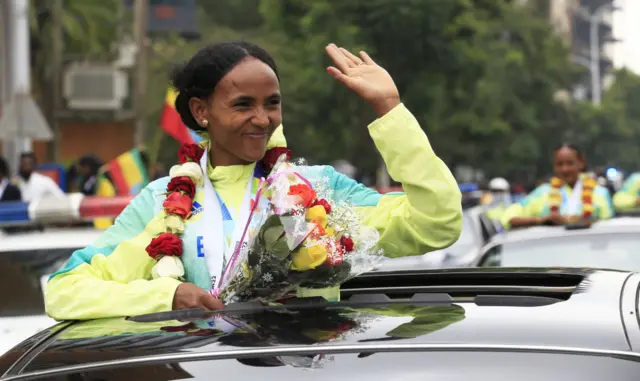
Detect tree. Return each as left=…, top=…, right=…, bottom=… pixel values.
left=258, top=0, right=577, bottom=180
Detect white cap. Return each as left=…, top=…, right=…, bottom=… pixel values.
left=489, top=177, right=510, bottom=191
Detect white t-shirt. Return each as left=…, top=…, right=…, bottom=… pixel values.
left=14, top=172, right=66, bottom=203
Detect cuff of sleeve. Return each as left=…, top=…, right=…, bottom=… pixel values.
left=366, top=103, right=438, bottom=183
left=152, top=277, right=183, bottom=312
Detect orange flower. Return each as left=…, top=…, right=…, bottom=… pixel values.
left=550, top=177, right=563, bottom=188
left=288, top=184, right=317, bottom=208
left=582, top=203, right=595, bottom=218
left=163, top=192, right=193, bottom=219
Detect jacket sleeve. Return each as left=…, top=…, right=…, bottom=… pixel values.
left=595, top=186, right=614, bottom=220
left=499, top=185, right=547, bottom=230
left=613, top=174, right=640, bottom=212
left=45, top=179, right=181, bottom=321
left=328, top=103, right=462, bottom=258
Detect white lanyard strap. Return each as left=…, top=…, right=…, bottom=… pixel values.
left=200, top=147, right=257, bottom=289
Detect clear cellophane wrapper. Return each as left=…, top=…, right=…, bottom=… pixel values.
left=216, top=155, right=384, bottom=303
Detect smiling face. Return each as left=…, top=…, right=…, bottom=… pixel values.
left=189, top=57, right=282, bottom=166
left=553, top=146, right=584, bottom=186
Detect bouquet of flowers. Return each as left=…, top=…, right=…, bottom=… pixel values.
left=214, top=154, right=384, bottom=303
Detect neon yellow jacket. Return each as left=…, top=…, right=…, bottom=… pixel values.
left=613, top=173, right=640, bottom=212
left=45, top=104, right=462, bottom=320
left=500, top=181, right=614, bottom=230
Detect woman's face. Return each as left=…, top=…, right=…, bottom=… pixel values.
left=191, top=57, right=282, bottom=165
left=553, top=147, right=583, bottom=185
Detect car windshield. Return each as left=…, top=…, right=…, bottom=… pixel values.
left=0, top=248, right=75, bottom=317
left=479, top=233, right=640, bottom=271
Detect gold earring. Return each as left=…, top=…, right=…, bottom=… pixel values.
left=201, top=119, right=209, bottom=127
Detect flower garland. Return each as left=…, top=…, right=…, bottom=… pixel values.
left=145, top=143, right=293, bottom=280
left=548, top=174, right=597, bottom=219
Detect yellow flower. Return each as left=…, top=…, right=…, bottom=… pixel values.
left=582, top=189, right=593, bottom=199
left=325, top=227, right=336, bottom=237
left=306, top=205, right=328, bottom=228
left=291, top=244, right=328, bottom=271
left=550, top=177, right=563, bottom=188
left=583, top=204, right=595, bottom=213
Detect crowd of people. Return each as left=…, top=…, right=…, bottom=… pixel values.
left=0, top=151, right=168, bottom=205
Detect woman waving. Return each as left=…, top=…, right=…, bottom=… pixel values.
left=45, top=42, right=462, bottom=320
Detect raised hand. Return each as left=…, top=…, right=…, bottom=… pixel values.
left=325, top=43, right=401, bottom=117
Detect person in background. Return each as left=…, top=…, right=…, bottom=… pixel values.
left=0, top=156, right=22, bottom=202
left=152, top=162, right=167, bottom=181
left=484, top=177, right=512, bottom=220
left=500, top=144, right=613, bottom=229
left=14, top=152, right=66, bottom=202
left=612, top=173, right=640, bottom=213
left=76, top=154, right=116, bottom=229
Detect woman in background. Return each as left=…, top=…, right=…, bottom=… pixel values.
left=501, top=144, right=613, bottom=229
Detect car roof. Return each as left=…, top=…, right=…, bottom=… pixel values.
left=1, top=268, right=634, bottom=378
left=0, top=227, right=100, bottom=252
left=489, top=217, right=640, bottom=246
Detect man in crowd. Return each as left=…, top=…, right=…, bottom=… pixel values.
left=13, top=152, right=65, bottom=202
left=0, top=156, right=22, bottom=202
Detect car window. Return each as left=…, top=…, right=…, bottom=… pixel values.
left=478, top=233, right=640, bottom=271
left=38, top=351, right=640, bottom=381
left=0, top=248, right=76, bottom=317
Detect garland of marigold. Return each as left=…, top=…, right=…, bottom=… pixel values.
left=548, top=174, right=597, bottom=219
left=145, top=143, right=293, bottom=278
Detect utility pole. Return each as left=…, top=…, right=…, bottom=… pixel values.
left=133, top=0, right=149, bottom=147
left=51, top=0, right=63, bottom=162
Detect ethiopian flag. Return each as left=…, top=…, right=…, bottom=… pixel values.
left=104, top=149, right=149, bottom=196
left=161, top=87, right=203, bottom=144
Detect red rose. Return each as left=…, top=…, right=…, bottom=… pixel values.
left=163, top=192, right=193, bottom=219
left=288, top=184, right=317, bottom=208
left=341, top=236, right=355, bottom=252
left=167, top=176, right=196, bottom=199
left=550, top=205, right=560, bottom=213
left=178, top=144, right=205, bottom=164
left=146, top=232, right=183, bottom=259
left=313, top=199, right=332, bottom=214
left=583, top=210, right=593, bottom=218
left=261, top=147, right=292, bottom=172
left=582, top=196, right=592, bottom=204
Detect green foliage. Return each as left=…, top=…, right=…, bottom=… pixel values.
left=29, top=0, right=640, bottom=180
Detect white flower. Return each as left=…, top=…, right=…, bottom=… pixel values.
left=165, top=214, right=185, bottom=234
left=151, top=255, right=185, bottom=280
left=169, top=162, right=203, bottom=185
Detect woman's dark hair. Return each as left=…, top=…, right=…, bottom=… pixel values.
left=553, top=143, right=587, bottom=171
left=20, top=152, right=37, bottom=164
left=78, top=154, right=103, bottom=176
left=0, top=156, right=9, bottom=177
left=170, top=41, right=279, bottom=133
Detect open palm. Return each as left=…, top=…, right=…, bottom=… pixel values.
left=325, top=44, right=400, bottom=116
